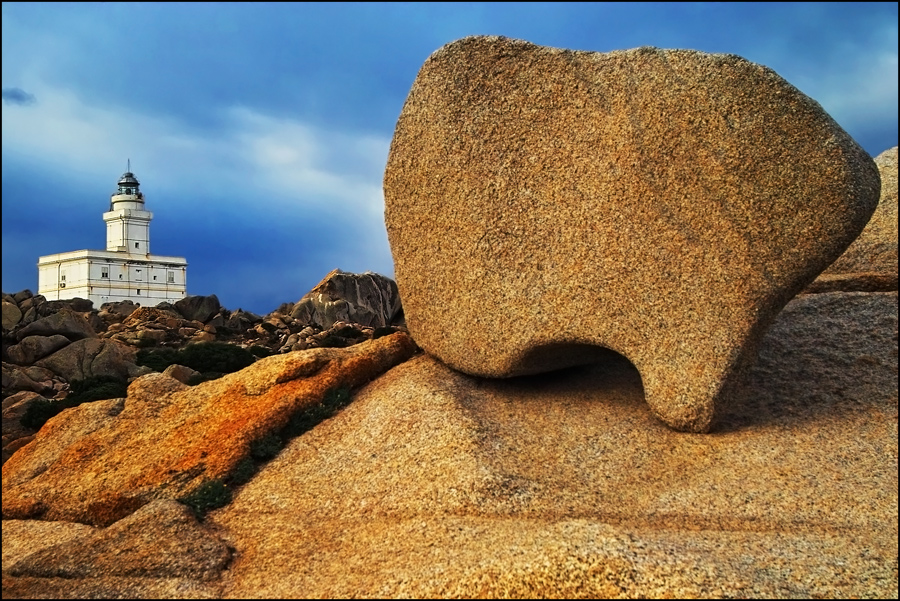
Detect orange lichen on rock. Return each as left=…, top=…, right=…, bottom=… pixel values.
left=1, top=332, right=418, bottom=526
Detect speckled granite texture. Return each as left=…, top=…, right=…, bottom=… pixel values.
left=814, top=146, right=898, bottom=291
left=384, top=36, right=881, bottom=432
left=210, top=291, right=897, bottom=598
left=2, top=291, right=896, bottom=598
left=1, top=333, right=417, bottom=527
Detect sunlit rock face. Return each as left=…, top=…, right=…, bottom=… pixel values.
left=384, top=35, right=880, bottom=432
left=811, top=146, right=898, bottom=293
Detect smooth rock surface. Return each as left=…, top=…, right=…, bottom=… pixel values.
left=16, top=310, right=97, bottom=342
left=5, top=500, right=231, bottom=580
left=6, top=335, right=71, bottom=366
left=214, top=291, right=897, bottom=598
left=1, top=301, right=22, bottom=331
left=384, top=36, right=880, bottom=431
left=1, top=291, right=895, bottom=598
left=33, top=338, right=144, bottom=382
left=814, top=146, right=898, bottom=291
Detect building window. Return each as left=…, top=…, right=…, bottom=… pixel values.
left=135, top=268, right=142, bottom=281
left=135, top=242, right=139, bottom=248
left=167, top=271, right=175, bottom=283
left=137, top=289, right=141, bottom=295
left=153, top=275, right=157, bottom=281
left=101, top=267, right=109, bottom=278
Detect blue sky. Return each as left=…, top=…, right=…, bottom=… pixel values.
left=3, top=2, right=897, bottom=315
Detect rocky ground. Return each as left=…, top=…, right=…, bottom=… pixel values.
left=2, top=269, right=406, bottom=465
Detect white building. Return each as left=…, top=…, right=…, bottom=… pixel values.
left=37, top=168, right=188, bottom=308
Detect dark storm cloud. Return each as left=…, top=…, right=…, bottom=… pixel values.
left=2, top=87, right=37, bottom=106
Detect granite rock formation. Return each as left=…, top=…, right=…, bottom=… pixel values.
left=2, top=332, right=418, bottom=527
left=290, top=268, right=403, bottom=329
left=3, top=288, right=894, bottom=598
left=1, top=273, right=407, bottom=466
left=384, top=36, right=880, bottom=432
left=810, top=145, right=898, bottom=292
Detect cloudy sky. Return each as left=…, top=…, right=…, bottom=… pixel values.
left=3, top=2, right=897, bottom=315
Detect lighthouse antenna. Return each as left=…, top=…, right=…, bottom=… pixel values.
left=127, top=158, right=130, bottom=172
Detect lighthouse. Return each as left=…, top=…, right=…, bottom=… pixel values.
left=37, top=165, right=188, bottom=308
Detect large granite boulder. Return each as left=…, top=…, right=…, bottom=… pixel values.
left=290, top=269, right=402, bottom=329
left=2, top=501, right=227, bottom=598
left=33, top=338, right=145, bottom=383
left=2, top=332, right=417, bottom=527
left=5, top=335, right=71, bottom=366
left=384, top=36, right=880, bottom=432
left=2, top=301, right=23, bottom=331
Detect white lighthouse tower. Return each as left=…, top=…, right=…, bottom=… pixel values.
left=37, top=165, right=188, bottom=309
left=104, top=167, right=153, bottom=253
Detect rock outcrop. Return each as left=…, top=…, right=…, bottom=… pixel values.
left=384, top=36, right=880, bottom=432
left=5, top=288, right=887, bottom=598
left=810, top=145, right=898, bottom=293
left=209, top=290, right=900, bottom=598
left=1, top=274, right=408, bottom=464
left=2, top=332, right=418, bottom=527
left=290, top=268, right=403, bottom=329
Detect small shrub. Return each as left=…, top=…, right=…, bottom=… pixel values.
left=249, top=433, right=283, bottom=460
left=22, top=376, right=128, bottom=430
left=186, top=371, right=226, bottom=386
left=21, top=399, right=64, bottom=430
left=136, top=347, right=180, bottom=372
left=179, top=479, right=231, bottom=519
left=69, top=375, right=129, bottom=403
left=249, top=345, right=272, bottom=358
left=137, top=343, right=254, bottom=376
left=281, top=386, right=352, bottom=439
left=229, top=457, right=257, bottom=486
left=317, top=335, right=348, bottom=348
left=135, top=337, right=158, bottom=348
left=178, top=341, right=255, bottom=374
left=333, top=325, right=363, bottom=338
left=323, top=386, right=352, bottom=410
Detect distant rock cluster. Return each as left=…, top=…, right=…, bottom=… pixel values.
left=2, top=269, right=407, bottom=464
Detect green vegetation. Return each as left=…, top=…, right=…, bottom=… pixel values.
left=178, top=479, right=231, bottom=519
left=176, top=341, right=255, bottom=373
left=282, top=386, right=352, bottom=439
left=229, top=457, right=257, bottom=486
left=249, top=433, right=282, bottom=460
left=317, top=335, right=348, bottom=348
left=178, top=386, right=355, bottom=519
left=134, top=337, right=158, bottom=348
left=21, top=375, right=129, bottom=431
left=332, top=325, right=363, bottom=338
left=249, top=345, right=273, bottom=358
left=137, top=341, right=255, bottom=382
left=186, top=372, right=225, bottom=386
left=135, top=346, right=179, bottom=372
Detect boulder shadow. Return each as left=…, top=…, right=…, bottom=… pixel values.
left=715, top=293, right=898, bottom=433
